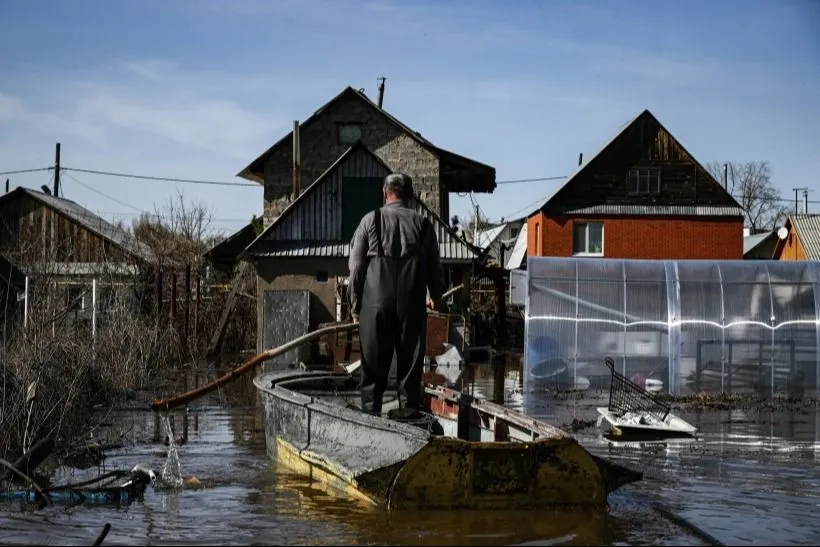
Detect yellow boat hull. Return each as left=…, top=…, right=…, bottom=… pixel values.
left=276, top=433, right=616, bottom=510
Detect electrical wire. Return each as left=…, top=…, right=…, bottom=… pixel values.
left=61, top=167, right=260, bottom=188
left=0, top=167, right=53, bottom=176
left=6, top=163, right=819, bottom=226
left=62, top=172, right=147, bottom=214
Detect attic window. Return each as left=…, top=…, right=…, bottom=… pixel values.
left=628, top=168, right=661, bottom=194
left=337, top=123, right=363, bottom=145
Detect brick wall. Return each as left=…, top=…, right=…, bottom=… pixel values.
left=528, top=213, right=743, bottom=260
left=262, top=92, right=441, bottom=223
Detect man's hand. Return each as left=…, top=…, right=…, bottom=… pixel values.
left=351, top=313, right=359, bottom=324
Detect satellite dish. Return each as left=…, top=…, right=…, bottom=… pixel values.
left=777, top=226, right=789, bottom=240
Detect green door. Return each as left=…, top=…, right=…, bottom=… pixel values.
left=341, top=177, right=384, bottom=240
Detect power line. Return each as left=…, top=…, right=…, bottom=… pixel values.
left=62, top=171, right=147, bottom=214
left=496, top=176, right=567, bottom=185
left=0, top=166, right=53, bottom=176
left=62, top=167, right=260, bottom=188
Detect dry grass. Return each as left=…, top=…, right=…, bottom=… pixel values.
left=0, top=190, right=258, bottom=464
left=0, top=289, right=180, bottom=462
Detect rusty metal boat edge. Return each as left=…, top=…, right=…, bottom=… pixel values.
left=253, top=369, right=642, bottom=510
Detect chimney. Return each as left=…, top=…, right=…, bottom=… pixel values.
left=377, top=77, right=386, bottom=109
left=4, top=178, right=8, bottom=193
left=578, top=153, right=583, bottom=166
left=292, top=120, right=301, bottom=199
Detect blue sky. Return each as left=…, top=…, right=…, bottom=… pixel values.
left=1, top=0, right=818, bottom=236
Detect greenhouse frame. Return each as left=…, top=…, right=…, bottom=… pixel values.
left=524, top=257, right=820, bottom=397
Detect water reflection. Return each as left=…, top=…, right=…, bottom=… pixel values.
left=263, top=470, right=613, bottom=546
left=3, top=358, right=820, bottom=545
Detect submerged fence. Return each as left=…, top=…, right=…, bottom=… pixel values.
left=524, top=258, right=820, bottom=398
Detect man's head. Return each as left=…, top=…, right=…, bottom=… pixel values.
left=383, top=173, right=414, bottom=203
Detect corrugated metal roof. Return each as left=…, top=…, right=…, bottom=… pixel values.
left=4, top=187, right=154, bottom=262
left=790, top=214, right=820, bottom=260
left=244, top=143, right=479, bottom=263
left=562, top=204, right=744, bottom=217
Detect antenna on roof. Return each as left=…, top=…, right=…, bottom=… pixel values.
left=793, top=187, right=809, bottom=214
left=377, top=77, right=386, bottom=109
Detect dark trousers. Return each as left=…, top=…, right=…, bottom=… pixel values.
left=358, top=305, right=426, bottom=415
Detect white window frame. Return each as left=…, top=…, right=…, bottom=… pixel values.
left=572, top=222, right=604, bottom=257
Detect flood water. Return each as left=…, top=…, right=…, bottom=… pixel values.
left=2, top=362, right=820, bottom=546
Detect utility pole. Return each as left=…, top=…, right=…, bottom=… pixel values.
left=53, top=142, right=61, bottom=197
left=804, top=189, right=813, bottom=214
left=793, top=187, right=808, bottom=214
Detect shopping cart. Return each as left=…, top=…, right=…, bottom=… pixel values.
left=604, top=356, right=670, bottom=423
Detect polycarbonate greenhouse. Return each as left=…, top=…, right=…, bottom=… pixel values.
left=524, top=257, right=820, bottom=398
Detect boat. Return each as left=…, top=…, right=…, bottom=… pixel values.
left=253, top=368, right=642, bottom=510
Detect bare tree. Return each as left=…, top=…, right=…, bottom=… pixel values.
left=707, top=161, right=789, bottom=234
left=455, top=211, right=492, bottom=245
left=132, top=190, right=214, bottom=269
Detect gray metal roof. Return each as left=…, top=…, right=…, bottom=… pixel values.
left=13, top=188, right=154, bottom=262
left=251, top=216, right=478, bottom=262
left=790, top=214, right=820, bottom=259
left=562, top=204, right=745, bottom=217
left=244, top=143, right=479, bottom=263
left=743, top=231, right=775, bottom=255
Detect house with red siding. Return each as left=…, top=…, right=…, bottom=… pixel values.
left=527, top=110, right=744, bottom=261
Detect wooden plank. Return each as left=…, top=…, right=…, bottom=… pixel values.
left=206, top=260, right=251, bottom=358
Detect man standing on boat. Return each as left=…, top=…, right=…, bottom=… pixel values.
left=348, top=173, right=445, bottom=416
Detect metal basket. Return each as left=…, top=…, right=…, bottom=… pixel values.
left=604, top=356, right=670, bottom=422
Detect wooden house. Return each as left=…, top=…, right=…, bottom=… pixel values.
left=527, top=110, right=745, bottom=260
left=237, top=85, right=496, bottom=225
left=239, top=142, right=480, bottom=356
left=0, top=186, right=154, bottom=318
left=773, top=215, right=820, bottom=260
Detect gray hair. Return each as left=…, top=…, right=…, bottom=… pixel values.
left=383, top=173, right=414, bottom=200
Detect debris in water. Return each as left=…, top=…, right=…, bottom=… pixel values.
left=184, top=476, right=203, bottom=490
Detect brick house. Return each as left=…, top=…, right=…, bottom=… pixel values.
left=237, top=85, right=496, bottom=225
left=527, top=110, right=744, bottom=260
left=239, top=142, right=480, bottom=359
